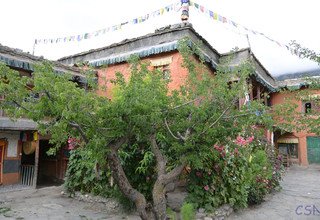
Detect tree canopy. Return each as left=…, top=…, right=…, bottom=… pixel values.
left=0, top=40, right=300, bottom=219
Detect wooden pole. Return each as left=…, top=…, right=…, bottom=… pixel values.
left=257, top=85, right=261, bottom=100
left=33, top=139, right=39, bottom=188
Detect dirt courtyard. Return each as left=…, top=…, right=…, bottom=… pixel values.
left=0, top=186, right=139, bottom=220
left=230, top=165, right=320, bottom=220
left=1, top=165, right=320, bottom=220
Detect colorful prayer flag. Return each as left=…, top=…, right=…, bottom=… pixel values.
left=209, top=10, right=214, bottom=18
left=213, top=13, right=218, bottom=20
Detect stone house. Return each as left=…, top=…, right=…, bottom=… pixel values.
left=59, top=23, right=320, bottom=166
left=1, top=22, right=318, bottom=187
left=0, top=44, right=84, bottom=186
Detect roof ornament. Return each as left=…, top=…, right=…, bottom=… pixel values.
left=181, top=0, right=190, bottom=23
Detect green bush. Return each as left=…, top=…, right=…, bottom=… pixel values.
left=64, top=143, right=156, bottom=210
left=116, top=141, right=157, bottom=202
left=166, top=208, right=176, bottom=220
left=186, top=143, right=249, bottom=211
left=246, top=150, right=272, bottom=205
left=64, top=148, right=114, bottom=197
left=181, top=203, right=195, bottom=220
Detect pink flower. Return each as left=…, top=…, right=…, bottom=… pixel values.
left=234, top=148, right=239, bottom=156
left=235, top=136, right=246, bottom=146
left=246, top=136, right=254, bottom=143
left=204, top=185, right=209, bottom=191
left=214, top=144, right=224, bottom=152
left=196, top=171, right=202, bottom=178
left=235, top=136, right=254, bottom=146
left=67, top=137, right=80, bottom=150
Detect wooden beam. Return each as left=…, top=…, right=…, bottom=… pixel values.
left=257, top=85, right=261, bottom=100
left=249, top=80, right=253, bottom=101
left=33, top=139, right=39, bottom=188
left=264, top=93, right=268, bottom=106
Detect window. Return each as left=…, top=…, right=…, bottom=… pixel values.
left=303, top=100, right=320, bottom=114
left=150, top=56, right=172, bottom=80
left=278, top=143, right=298, bottom=158
left=155, top=64, right=170, bottom=80
left=288, top=144, right=298, bottom=159
left=305, top=102, right=312, bottom=113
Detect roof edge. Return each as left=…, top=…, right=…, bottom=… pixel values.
left=58, top=23, right=221, bottom=62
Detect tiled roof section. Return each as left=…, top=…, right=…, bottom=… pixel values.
left=275, top=69, right=320, bottom=81
left=276, top=71, right=320, bottom=89
left=221, top=48, right=277, bottom=91
left=58, top=23, right=220, bottom=68
left=0, top=117, right=37, bottom=131
left=59, top=22, right=319, bottom=91
left=0, top=43, right=83, bottom=77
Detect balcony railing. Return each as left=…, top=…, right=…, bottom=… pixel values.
left=20, top=164, right=35, bottom=186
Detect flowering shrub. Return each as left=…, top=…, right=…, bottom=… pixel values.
left=187, top=143, right=249, bottom=211
left=186, top=135, right=283, bottom=211
left=268, top=154, right=284, bottom=190
left=235, top=135, right=254, bottom=146
left=246, top=150, right=273, bottom=205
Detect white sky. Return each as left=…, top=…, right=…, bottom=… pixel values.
left=0, top=0, right=319, bottom=77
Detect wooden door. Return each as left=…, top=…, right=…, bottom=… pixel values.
left=0, top=143, right=4, bottom=185
left=307, top=137, right=320, bottom=164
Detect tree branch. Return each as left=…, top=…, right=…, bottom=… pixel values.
left=109, top=136, right=128, bottom=151
left=12, top=100, right=31, bottom=112
left=200, top=105, right=231, bottom=136
left=68, top=121, right=89, bottom=144
left=163, top=162, right=186, bottom=185
left=177, top=113, right=192, bottom=141
left=164, top=117, right=180, bottom=140
left=44, top=90, right=54, bottom=102
left=107, top=137, right=152, bottom=220
left=149, top=134, right=167, bottom=176
left=170, top=97, right=200, bottom=110
left=222, top=112, right=252, bottom=119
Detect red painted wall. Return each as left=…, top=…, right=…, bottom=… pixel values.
left=97, top=51, right=201, bottom=98
left=271, top=90, right=320, bottom=166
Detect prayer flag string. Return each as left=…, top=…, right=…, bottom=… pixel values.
left=190, top=1, right=301, bottom=56
left=34, top=1, right=181, bottom=45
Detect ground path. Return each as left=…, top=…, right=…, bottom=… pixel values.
left=0, top=185, right=139, bottom=220
left=1, top=165, right=319, bottom=220
left=229, top=165, right=320, bottom=220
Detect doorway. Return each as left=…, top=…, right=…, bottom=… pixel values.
left=37, top=140, right=67, bottom=187
left=20, top=141, right=36, bottom=186
left=307, top=137, right=320, bottom=164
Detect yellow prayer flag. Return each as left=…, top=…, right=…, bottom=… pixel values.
left=213, top=13, right=218, bottom=20
left=33, top=132, right=38, bottom=141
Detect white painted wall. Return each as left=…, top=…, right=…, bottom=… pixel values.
left=0, top=131, right=20, bottom=158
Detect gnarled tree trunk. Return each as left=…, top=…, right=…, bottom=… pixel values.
left=107, top=138, right=155, bottom=220
left=150, top=134, right=186, bottom=220
left=107, top=136, right=186, bottom=220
